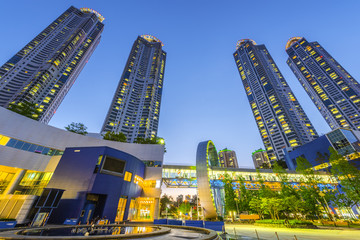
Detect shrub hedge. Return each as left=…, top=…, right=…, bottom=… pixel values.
left=255, top=219, right=316, bottom=228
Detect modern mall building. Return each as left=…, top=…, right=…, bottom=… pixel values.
left=0, top=6, right=104, bottom=123
left=0, top=107, right=164, bottom=225
left=0, top=108, right=353, bottom=224
left=163, top=140, right=343, bottom=219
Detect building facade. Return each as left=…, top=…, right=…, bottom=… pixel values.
left=233, top=39, right=318, bottom=162
left=284, top=128, right=360, bottom=171
left=164, top=140, right=338, bottom=219
left=0, top=6, right=104, bottom=123
left=286, top=37, right=360, bottom=131
left=0, top=108, right=164, bottom=224
left=46, top=146, right=146, bottom=224
left=101, top=35, right=166, bottom=142
left=252, top=149, right=271, bottom=169
left=218, top=148, right=238, bottom=168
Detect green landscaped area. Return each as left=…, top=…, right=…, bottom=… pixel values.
left=225, top=223, right=360, bottom=240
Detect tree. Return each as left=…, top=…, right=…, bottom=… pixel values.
left=134, top=137, right=165, bottom=145
left=237, top=176, right=254, bottom=214
left=134, top=137, right=166, bottom=152
left=179, top=202, right=191, bottom=215
left=64, top=122, right=88, bottom=135
left=160, top=194, right=173, bottom=217
left=296, top=156, right=331, bottom=220
left=249, top=197, right=264, bottom=219
left=261, top=197, right=283, bottom=220
left=329, top=147, right=360, bottom=207
left=276, top=159, right=288, bottom=169
left=282, top=195, right=306, bottom=220
left=103, top=131, right=127, bottom=142
left=8, top=101, right=41, bottom=120
left=223, top=174, right=237, bottom=219
left=273, top=162, right=302, bottom=218
left=259, top=162, right=271, bottom=169
left=256, top=170, right=276, bottom=199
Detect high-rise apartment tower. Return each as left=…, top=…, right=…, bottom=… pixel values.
left=252, top=149, right=271, bottom=169
left=233, top=39, right=318, bottom=161
left=286, top=37, right=360, bottom=131
left=218, top=148, right=238, bottom=168
left=0, top=6, right=104, bottom=123
left=101, top=35, right=166, bottom=142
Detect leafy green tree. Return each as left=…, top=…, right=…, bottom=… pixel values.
left=282, top=195, right=306, bottom=220
left=65, top=122, right=88, bottom=135
left=259, top=162, right=271, bottom=169
left=134, top=137, right=166, bottom=152
left=276, top=159, right=288, bottom=169
left=329, top=147, right=360, bottom=207
left=256, top=170, right=276, bottom=199
left=296, top=156, right=331, bottom=220
left=237, top=176, right=254, bottom=214
left=160, top=194, right=173, bottom=217
left=8, top=101, right=41, bottom=120
left=223, top=174, right=237, bottom=220
left=261, top=197, right=283, bottom=220
left=179, top=202, right=191, bottom=215
left=134, top=137, right=165, bottom=145
left=103, top=131, right=127, bottom=142
left=273, top=162, right=302, bottom=218
left=249, top=197, right=264, bottom=219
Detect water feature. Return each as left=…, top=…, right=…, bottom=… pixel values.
left=18, top=226, right=157, bottom=236
left=0, top=224, right=221, bottom=239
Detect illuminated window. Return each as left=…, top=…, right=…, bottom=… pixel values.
left=134, top=175, right=144, bottom=187
left=124, top=171, right=132, bottom=182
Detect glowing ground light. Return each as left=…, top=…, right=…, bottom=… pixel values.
left=80, top=8, right=105, bottom=22
left=285, top=37, right=302, bottom=50
left=140, top=35, right=164, bottom=46
left=235, top=39, right=257, bottom=50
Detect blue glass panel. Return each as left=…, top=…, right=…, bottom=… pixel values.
left=6, top=139, right=17, bottom=147
left=35, top=146, right=44, bottom=154
left=21, top=142, right=31, bottom=151
left=42, top=148, right=50, bottom=155
left=28, top=144, right=37, bottom=153
left=341, top=129, right=358, bottom=144
left=14, top=141, right=24, bottom=149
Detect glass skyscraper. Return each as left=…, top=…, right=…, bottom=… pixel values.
left=286, top=37, right=360, bottom=131
left=0, top=6, right=104, bottom=123
left=101, top=35, right=166, bottom=142
left=233, top=39, right=318, bottom=162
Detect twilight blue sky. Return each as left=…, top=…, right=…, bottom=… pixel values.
left=1, top=0, right=360, bottom=167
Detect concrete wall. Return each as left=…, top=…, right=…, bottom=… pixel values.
left=0, top=107, right=164, bottom=173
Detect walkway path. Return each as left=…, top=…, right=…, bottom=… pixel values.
left=226, top=223, right=359, bottom=240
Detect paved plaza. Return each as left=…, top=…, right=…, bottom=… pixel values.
left=225, top=224, right=360, bottom=240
